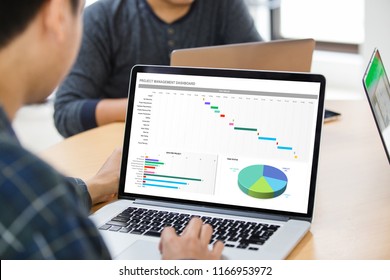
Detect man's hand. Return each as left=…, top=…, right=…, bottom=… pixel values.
left=159, top=217, right=224, bottom=260
left=85, top=147, right=122, bottom=205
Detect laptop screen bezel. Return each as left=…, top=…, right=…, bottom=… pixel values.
left=118, top=65, right=326, bottom=221
left=362, top=48, right=390, bottom=164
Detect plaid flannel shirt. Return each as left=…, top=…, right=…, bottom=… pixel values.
left=0, top=106, right=110, bottom=259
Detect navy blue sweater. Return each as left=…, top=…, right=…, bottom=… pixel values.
left=54, top=0, right=262, bottom=137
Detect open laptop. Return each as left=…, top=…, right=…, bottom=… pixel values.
left=91, top=65, right=326, bottom=260
left=363, top=48, right=390, bottom=164
left=170, top=39, right=315, bottom=72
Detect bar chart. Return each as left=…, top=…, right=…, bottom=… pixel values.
left=129, top=151, right=217, bottom=195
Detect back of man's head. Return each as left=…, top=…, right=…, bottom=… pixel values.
left=0, top=0, right=80, bottom=48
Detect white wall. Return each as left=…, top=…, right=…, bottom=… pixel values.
left=311, top=0, right=390, bottom=100
left=362, top=0, right=390, bottom=69
left=311, top=50, right=364, bottom=100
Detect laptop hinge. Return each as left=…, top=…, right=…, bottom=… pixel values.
left=134, top=199, right=290, bottom=222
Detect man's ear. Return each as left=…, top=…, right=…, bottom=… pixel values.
left=40, top=0, right=69, bottom=42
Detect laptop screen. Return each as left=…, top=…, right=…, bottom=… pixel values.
left=120, top=66, right=325, bottom=218
left=363, top=49, right=390, bottom=163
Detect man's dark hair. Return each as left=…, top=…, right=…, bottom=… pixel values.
left=0, top=0, right=80, bottom=48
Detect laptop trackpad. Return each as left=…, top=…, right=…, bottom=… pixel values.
left=116, top=240, right=161, bottom=260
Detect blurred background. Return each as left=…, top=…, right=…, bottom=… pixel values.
left=13, top=0, right=390, bottom=152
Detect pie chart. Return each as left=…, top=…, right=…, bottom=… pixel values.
left=238, top=165, right=288, bottom=199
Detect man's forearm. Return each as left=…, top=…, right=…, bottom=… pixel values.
left=95, top=98, right=128, bottom=126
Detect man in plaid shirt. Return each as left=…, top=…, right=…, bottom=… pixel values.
left=0, top=0, right=223, bottom=260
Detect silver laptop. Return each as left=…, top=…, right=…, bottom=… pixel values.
left=363, top=48, right=390, bottom=164
left=170, top=39, right=337, bottom=123
left=170, top=39, right=315, bottom=72
left=91, top=65, right=326, bottom=260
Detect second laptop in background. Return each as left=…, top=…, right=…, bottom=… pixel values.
left=170, top=38, right=315, bottom=72
left=171, top=38, right=342, bottom=122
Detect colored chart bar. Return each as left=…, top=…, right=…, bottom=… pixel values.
left=211, top=106, right=219, bottom=109
left=143, top=183, right=179, bottom=189
left=215, top=110, right=220, bottom=113
left=145, top=161, right=164, bottom=165
left=146, top=173, right=202, bottom=181
left=277, top=146, right=293, bottom=150
left=229, top=123, right=234, bottom=126
left=144, top=171, right=155, bottom=174
left=145, top=158, right=159, bottom=162
left=144, top=178, right=187, bottom=185
left=144, top=164, right=161, bottom=167
left=144, top=166, right=156, bottom=169
left=205, top=102, right=210, bottom=105
left=234, top=127, right=257, bottom=131
left=259, top=137, right=277, bottom=141
left=220, top=114, right=225, bottom=118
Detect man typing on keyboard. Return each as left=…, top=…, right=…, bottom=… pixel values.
left=0, top=0, right=223, bottom=260
left=160, top=218, right=224, bottom=260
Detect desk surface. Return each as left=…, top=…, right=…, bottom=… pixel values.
left=40, top=100, right=390, bottom=259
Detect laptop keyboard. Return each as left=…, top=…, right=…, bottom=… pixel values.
left=99, top=207, right=280, bottom=251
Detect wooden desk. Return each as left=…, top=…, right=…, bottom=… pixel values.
left=40, top=100, right=390, bottom=259
left=288, top=100, right=390, bottom=259
left=40, top=122, right=125, bottom=179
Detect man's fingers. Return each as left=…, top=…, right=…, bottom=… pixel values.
left=182, top=217, right=203, bottom=238
left=159, top=226, right=177, bottom=254
left=211, top=240, right=225, bottom=259
left=200, top=223, right=213, bottom=245
left=160, top=226, right=178, bottom=245
left=161, top=226, right=178, bottom=239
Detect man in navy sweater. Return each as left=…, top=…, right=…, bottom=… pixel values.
left=54, top=0, right=262, bottom=137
